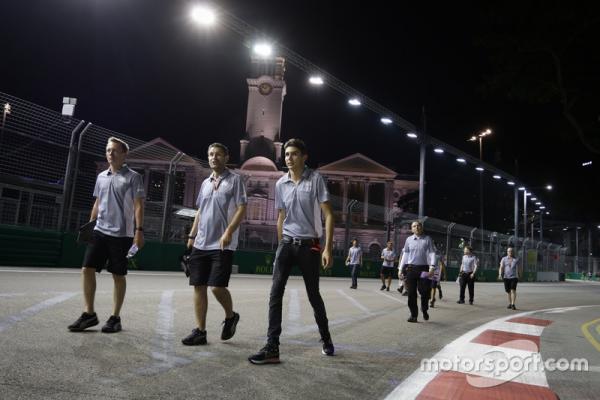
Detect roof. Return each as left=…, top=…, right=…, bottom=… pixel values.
left=127, top=138, right=207, bottom=167
left=318, top=153, right=398, bottom=178
left=240, top=156, right=279, bottom=172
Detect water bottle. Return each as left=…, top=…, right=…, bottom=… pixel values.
left=127, top=244, right=139, bottom=259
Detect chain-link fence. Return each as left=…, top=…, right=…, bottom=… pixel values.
left=2, top=91, right=595, bottom=275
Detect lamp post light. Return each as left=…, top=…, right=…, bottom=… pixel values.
left=0, top=102, right=11, bottom=153
left=468, top=128, right=492, bottom=249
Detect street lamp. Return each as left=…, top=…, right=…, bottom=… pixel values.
left=0, top=102, right=11, bottom=152
left=468, top=128, right=492, bottom=249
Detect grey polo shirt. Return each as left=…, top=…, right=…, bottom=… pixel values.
left=93, top=165, right=145, bottom=238
left=348, top=246, right=362, bottom=265
left=193, top=169, right=247, bottom=251
left=399, top=234, right=436, bottom=269
left=500, top=256, right=519, bottom=279
left=461, top=255, right=478, bottom=273
left=381, top=248, right=396, bottom=267
left=275, top=167, right=329, bottom=239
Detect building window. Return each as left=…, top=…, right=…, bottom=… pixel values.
left=147, top=171, right=165, bottom=202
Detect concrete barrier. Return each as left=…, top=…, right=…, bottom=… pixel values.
left=537, top=271, right=559, bottom=282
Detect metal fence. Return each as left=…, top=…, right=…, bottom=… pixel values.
left=2, top=91, right=596, bottom=274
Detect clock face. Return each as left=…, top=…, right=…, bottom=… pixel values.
left=258, top=82, right=273, bottom=96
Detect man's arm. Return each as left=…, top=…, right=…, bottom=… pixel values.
left=220, top=205, right=247, bottom=249
left=133, top=197, right=145, bottom=249
left=90, top=198, right=99, bottom=221
left=498, top=259, right=504, bottom=279
left=320, top=201, right=334, bottom=269
left=187, top=209, right=201, bottom=249
left=276, top=209, right=285, bottom=242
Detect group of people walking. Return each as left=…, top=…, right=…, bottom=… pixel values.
left=67, top=135, right=523, bottom=366
left=68, top=137, right=334, bottom=365
left=346, top=225, right=523, bottom=322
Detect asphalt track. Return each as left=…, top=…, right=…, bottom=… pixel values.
left=1, top=267, right=599, bottom=399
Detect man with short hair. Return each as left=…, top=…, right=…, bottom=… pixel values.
left=68, top=137, right=145, bottom=333
left=346, top=239, right=362, bottom=289
left=498, top=247, right=520, bottom=310
left=398, top=221, right=436, bottom=323
left=380, top=241, right=396, bottom=291
left=249, top=138, right=335, bottom=364
left=181, top=143, right=247, bottom=345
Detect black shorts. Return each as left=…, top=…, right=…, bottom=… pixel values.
left=504, top=278, right=518, bottom=293
left=430, top=280, right=439, bottom=289
left=381, top=267, right=395, bottom=278
left=189, top=249, right=233, bottom=287
left=82, top=231, right=133, bottom=276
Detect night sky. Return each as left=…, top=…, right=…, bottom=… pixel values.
left=2, top=0, right=599, bottom=235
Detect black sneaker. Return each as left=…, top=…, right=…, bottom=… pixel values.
left=457, top=300, right=465, bottom=304
left=182, top=328, right=207, bottom=345
left=423, top=310, right=429, bottom=321
left=402, top=292, right=408, bottom=296
left=380, top=285, right=386, bottom=291
left=101, top=315, right=122, bottom=333
left=68, top=312, right=99, bottom=332
left=439, top=290, right=443, bottom=300
left=511, top=304, right=516, bottom=310
left=221, top=312, right=240, bottom=341
left=507, top=304, right=512, bottom=309
left=407, top=316, right=418, bottom=323
left=248, top=343, right=280, bottom=364
left=321, top=338, right=335, bottom=356
left=397, top=286, right=404, bottom=294
left=469, top=300, right=474, bottom=305
left=386, top=286, right=390, bottom=291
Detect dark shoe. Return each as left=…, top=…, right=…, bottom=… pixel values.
left=249, top=343, right=280, bottom=365
left=380, top=285, right=386, bottom=291
left=68, top=312, right=99, bottom=332
left=402, top=292, right=408, bottom=296
left=386, top=286, right=390, bottom=291
left=350, top=285, right=357, bottom=289
left=511, top=304, right=516, bottom=310
left=101, top=315, right=122, bottom=333
left=182, top=328, right=207, bottom=345
left=457, top=300, right=465, bottom=304
left=430, top=299, right=436, bottom=308
left=321, top=338, right=335, bottom=356
left=397, top=286, right=404, bottom=294
left=221, top=312, right=240, bottom=340
left=507, top=304, right=512, bottom=309
left=423, top=310, right=429, bottom=321
left=439, top=290, right=443, bottom=300
left=469, top=301, right=474, bottom=305
left=407, top=317, right=418, bottom=323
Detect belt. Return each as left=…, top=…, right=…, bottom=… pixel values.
left=282, top=236, right=319, bottom=246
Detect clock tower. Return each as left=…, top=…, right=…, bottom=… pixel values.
left=240, top=56, right=286, bottom=165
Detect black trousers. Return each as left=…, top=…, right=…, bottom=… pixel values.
left=350, top=264, right=360, bottom=287
left=459, top=272, right=475, bottom=302
left=405, top=265, right=431, bottom=318
left=267, top=242, right=330, bottom=345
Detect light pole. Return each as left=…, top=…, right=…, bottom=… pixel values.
left=0, top=102, right=11, bottom=152
left=468, top=128, right=492, bottom=249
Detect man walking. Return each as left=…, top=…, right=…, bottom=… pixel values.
left=68, top=137, right=145, bottom=333
left=398, top=221, right=436, bottom=323
left=249, top=138, right=335, bottom=364
left=380, top=241, right=396, bottom=291
left=457, top=245, right=478, bottom=305
left=498, top=247, right=520, bottom=310
left=346, top=239, right=362, bottom=289
left=181, top=143, right=247, bottom=345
